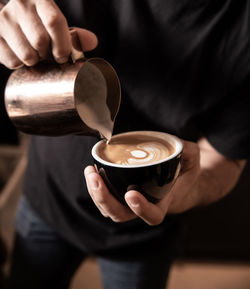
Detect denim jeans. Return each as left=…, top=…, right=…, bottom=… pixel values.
left=8, top=197, right=172, bottom=289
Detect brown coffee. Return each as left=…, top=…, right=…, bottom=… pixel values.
left=97, top=133, right=175, bottom=166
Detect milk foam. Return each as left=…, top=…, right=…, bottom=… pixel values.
left=97, top=134, right=175, bottom=166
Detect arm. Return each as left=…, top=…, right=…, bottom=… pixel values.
left=167, top=137, right=246, bottom=214
left=84, top=137, right=246, bottom=225
left=0, top=0, right=97, bottom=69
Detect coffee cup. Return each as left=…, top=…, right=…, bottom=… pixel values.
left=92, top=131, right=183, bottom=204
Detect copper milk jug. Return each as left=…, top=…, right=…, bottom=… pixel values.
left=4, top=29, right=121, bottom=140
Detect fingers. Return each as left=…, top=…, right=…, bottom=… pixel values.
left=125, top=191, right=166, bottom=226
left=16, top=3, right=50, bottom=59
left=180, top=140, right=200, bottom=175
left=0, top=0, right=98, bottom=69
left=84, top=166, right=109, bottom=217
left=167, top=140, right=201, bottom=214
left=84, top=166, right=172, bottom=225
left=84, top=166, right=136, bottom=222
left=0, top=22, right=39, bottom=67
left=36, top=0, right=71, bottom=63
left=0, top=37, right=23, bottom=69
left=0, top=1, right=47, bottom=68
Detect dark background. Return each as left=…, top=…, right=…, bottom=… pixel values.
left=179, top=162, right=250, bottom=263
left=0, top=65, right=17, bottom=288
left=0, top=66, right=18, bottom=145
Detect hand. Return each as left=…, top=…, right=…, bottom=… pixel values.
left=85, top=137, right=246, bottom=225
left=84, top=140, right=201, bottom=226
left=0, top=0, right=98, bottom=69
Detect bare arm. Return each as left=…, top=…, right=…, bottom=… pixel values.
left=84, top=137, right=246, bottom=225
left=167, top=137, right=246, bottom=214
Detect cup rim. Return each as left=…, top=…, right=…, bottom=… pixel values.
left=92, top=131, right=183, bottom=168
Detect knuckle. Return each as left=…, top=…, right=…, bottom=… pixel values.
left=32, top=33, right=49, bottom=51
left=13, top=0, right=26, bottom=7
left=45, top=13, right=66, bottom=30
left=0, top=9, right=10, bottom=21
left=12, top=0, right=31, bottom=12
left=94, top=194, right=106, bottom=206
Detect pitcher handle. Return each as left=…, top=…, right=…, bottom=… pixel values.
left=69, top=28, right=86, bottom=63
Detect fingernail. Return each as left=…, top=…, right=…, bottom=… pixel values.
left=128, top=197, right=140, bottom=208
left=56, top=56, right=68, bottom=64
left=84, top=166, right=95, bottom=176
left=25, top=59, right=39, bottom=67
left=90, top=179, right=99, bottom=190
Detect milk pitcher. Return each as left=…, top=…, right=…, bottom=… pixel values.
left=4, top=29, right=121, bottom=140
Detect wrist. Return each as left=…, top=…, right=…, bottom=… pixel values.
left=169, top=168, right=220, bottom=214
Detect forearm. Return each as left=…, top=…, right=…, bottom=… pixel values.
left=168, top=138, right=246, bottom=214
left=196, top=138, right=246, bottom=206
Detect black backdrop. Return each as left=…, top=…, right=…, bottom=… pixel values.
left=0, top=66, right=18, bottom=145
left=179, top=161, right=250, bottom=263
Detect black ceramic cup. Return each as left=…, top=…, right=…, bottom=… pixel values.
left=92, top=131, right=183, bottom=204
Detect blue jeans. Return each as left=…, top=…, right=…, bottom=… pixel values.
left=8, top=197, right=172, bottom=289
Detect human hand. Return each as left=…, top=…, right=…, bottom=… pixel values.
left=84, top=140, right=201, bottom=225
left=0, top=0, right=97, bottom=69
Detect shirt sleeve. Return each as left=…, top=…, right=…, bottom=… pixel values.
left=198, top=79, right=250, bottom=160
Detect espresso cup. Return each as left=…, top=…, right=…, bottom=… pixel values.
left=92, top=131, right=183, bottom=204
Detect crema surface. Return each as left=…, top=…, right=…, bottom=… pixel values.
left=97, top=134, right=175, bottom=166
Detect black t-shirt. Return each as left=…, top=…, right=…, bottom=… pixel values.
left=24, top=0, right=250, bottom=258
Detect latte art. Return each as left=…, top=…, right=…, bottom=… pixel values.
left=97, top=134, right=175, bottom=166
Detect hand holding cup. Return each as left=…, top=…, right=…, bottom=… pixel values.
left=84, top=131, right=203, bottom=226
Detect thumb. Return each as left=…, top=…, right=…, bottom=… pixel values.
left=73, top=27, right=98, bottom=52
left=125, top=190, right=166, bottom=226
